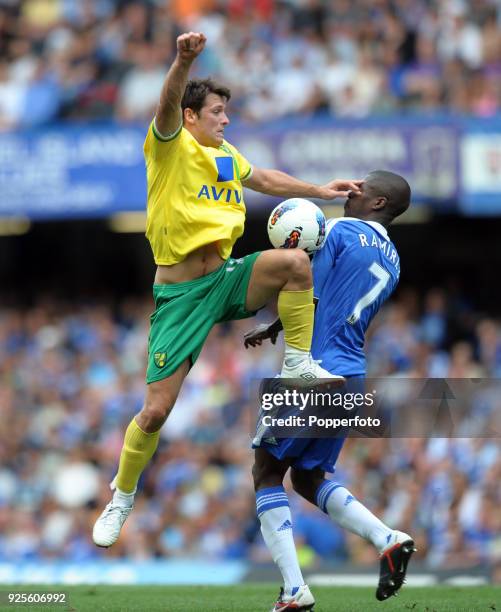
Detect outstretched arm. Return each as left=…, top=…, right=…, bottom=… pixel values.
left=155, top=32, right=207, bottom=136
left=243, top=167, right=362, bottom=200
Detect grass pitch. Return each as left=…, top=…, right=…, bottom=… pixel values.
left=2, top=585, right=499, bottom=611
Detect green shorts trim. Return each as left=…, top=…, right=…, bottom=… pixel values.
left=147, top=251, right=261, bottom=383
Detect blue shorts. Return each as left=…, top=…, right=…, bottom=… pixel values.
left=256, top=436, right=346, bottom=473
left=252, top=376, right=364, bottom=473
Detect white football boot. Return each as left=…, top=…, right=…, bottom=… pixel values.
left=280, top=354, right=345, bottom=387
left=271, top=585, right=315, bottom=611
left=92, top=478, right=134, bottom=548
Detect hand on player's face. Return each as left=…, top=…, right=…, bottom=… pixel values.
left=320, top=179, right=363, bottom=200
left=176, top=32, right=207, bottom=62
left=344, top=182, right=372, bottom=216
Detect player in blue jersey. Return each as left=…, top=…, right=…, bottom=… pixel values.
left=244, top=171, right=415, bottom=611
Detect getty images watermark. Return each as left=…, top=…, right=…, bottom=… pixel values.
left=260, top=387, right=381, bottom=431
left=250, top=378, right=501, bottom=438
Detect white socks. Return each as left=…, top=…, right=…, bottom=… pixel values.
left=284, top=344, right=309, bottom=366
left=256, top=481, right=394, bottom=598
left=316, top=481, right=393, bottom=552
left=256, top=486, right=304, bottom=596
left=112, top=487, right=135, bottom=508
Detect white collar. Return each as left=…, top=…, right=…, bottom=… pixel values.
left=327, top=216, right=389, bottom=241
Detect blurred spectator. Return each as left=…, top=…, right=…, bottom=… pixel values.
left=0, top=0, right=499, bottom=130
left=116, top=43, right=166, bottom=121
left=0, top=60, right=26, bottom=129
left=0, top=286, right=499, bottom=569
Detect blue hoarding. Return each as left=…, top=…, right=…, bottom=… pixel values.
left=0, top=560, right=246, bottom=585
left=0, top=125, right=146, bottom=220
left=232, top=116, right=460, bottom=209
left=459, top=119, right=501, bottom=215
left=0, top=116, right=498, bottom=219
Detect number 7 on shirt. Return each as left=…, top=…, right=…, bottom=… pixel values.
left=347, top=262, right=390, bottom=325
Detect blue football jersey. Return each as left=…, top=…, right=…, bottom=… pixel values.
left=311, top=217, right=400, bottom=376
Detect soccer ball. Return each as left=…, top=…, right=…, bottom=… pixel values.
left=267, top=198, right=326, bottom=254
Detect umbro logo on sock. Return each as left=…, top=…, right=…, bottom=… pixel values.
left=278, top=519, right=293, bottom=531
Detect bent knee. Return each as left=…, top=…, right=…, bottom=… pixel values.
left=140, top=389, right=176, bottom=430
left=281, top=248, right=310, bottom=273
left=138, top=405, right=168, bottom=431
left=272, top=248, right=311, bottom=286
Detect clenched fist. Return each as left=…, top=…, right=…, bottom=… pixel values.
left=176, top=32, right=207, bottom=62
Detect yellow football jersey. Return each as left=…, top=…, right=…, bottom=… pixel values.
left=144, top=121, right=253, bottom=265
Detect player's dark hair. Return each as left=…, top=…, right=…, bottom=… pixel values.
left=365, top=170, right=411, bottom=221
left=181, top=78, right=231, bottom=115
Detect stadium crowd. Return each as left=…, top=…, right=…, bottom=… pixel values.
left=0, top=288, right=499, bottom=577
left=0, top=0, right=500, bottom=128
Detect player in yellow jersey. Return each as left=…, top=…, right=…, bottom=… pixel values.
left=93, top=32, right=361, bottom=548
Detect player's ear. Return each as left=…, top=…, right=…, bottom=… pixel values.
left=373, top=196, right=387, bottom=210
left=183, top=107, right=197, bottom=125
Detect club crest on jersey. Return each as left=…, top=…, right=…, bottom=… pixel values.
left=215, top=156, right=235, bottom=182
left=154, top=352, right=167, bottom=368
left=282, top=228, right=302, bottom=249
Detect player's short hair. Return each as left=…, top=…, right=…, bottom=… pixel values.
left=365, top=170, right=411, bottom=220
left=182, top=78, right=231, bottom=115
